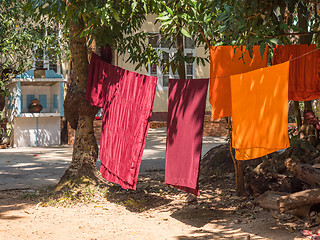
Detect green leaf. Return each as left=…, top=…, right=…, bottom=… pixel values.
left=291, top=25, right=301, bottom=32
left=268, top=38, right=281, bottom=45
left=157, top=14, right=170, bottom=21
left=260, top=43, right=267, bottom=58
left=166, top=6, right=173, bottom=16
left=180, top=28, right=192, bottom=38
left=110, top=8, right=120, bottom=22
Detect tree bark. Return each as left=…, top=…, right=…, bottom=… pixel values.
left=176, top=31, right=186, bottom=79
left=235, top=158, right=246, bottom=196
left=294, top=101, right=302, bottom=128
left=304, top=101, right=313, bottom=111
left=227, top=118, right=246, bottom=196
left=285, top=158, right=320, bottom=187
left=57, top=19, right=104, bottom=190
left=298, top=2, right=311, bottom=45
left=298, top=2, right=313, bottom=113
left=255, top=191, right=287, bottom=211
left=255, top=191, right=314, bottom=218
left=278, top=189, right=320, bottom=213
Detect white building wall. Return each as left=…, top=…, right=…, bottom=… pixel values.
left=14, top=116, right=60, bottom=147
left=38, top=117, right=60, bottom=146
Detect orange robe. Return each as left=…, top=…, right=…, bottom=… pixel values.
left=210, top=45, right=268, bottom=120
left=230, top=62, right=290, bottom=160
left=273, top=44, right=320, bottom=101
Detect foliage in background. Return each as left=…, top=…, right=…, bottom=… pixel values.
left=122, top=0, right=319, bottom=70
left=25, top=0, right=152, bottom=55
left=23, top=0, right=320, bottom=76
left=0, top=0, right=69, bottom=89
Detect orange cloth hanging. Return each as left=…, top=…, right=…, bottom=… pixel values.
left=230, top=62, right=290, bottom=160
left=210, top=45, right=268, bottom=120
left=273, top=44, right=320, bottom=101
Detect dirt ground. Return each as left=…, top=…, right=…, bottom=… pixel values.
left=0, top=170, right=314, bottom=240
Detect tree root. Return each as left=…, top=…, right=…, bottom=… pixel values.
left=53, top=167, right=109, bottom=192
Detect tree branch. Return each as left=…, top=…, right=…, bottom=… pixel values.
left=271, top=30, right=320, bottom=38
left=198, top=25, right=211, bottom=48
left=245, top=5, right=274, bottom=20
left=250, top=30, right=319, bottom=38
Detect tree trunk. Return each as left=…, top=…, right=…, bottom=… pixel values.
left=56, top=19, right=104, bottom=190
left=176, top=31, right=186, bottom=79
left=304, top=101, right=313, bottom=111
left=278, top=189, right=320, bottom=213
left=227, top=117, right=246, bottom=196
left=255, top=191, right=287, bottom=211
left=285, top=158, right=320, bottom=187
left=256, top=191, right=313, bottom=218
left=298, top=2, right=313, bottom=113
left=298, top=2, right=310, bottom=45
left=235, top=159, right=246, bottom=196
left=294, top=101, right=302, bottom=128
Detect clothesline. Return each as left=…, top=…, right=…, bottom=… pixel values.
left=211, top=47, right=319, bottom=79
left=85, top=45, right=318, bottom=193
left=288, top=47, right=319, bottom=61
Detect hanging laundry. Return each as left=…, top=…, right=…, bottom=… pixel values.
left=273, top=44, right=320, bottom=101
left=210, top=45, right=268, bottom=119
left=86, top=52, right=157, bottom=190
left=165, top=78, right=209, bottom=196
left=230, top=61, right=290, bottom=160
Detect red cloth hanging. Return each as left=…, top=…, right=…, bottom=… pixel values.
left=86, top=52, right=157, bottom=190
left=165, top=78, right=209, bottom=196
left=273, top=44, right=320, bottom=101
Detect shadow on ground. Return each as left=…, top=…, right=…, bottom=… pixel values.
left=0, top=147, right=72, bottom=190
left=0, top=190, right=32, bottom=221
left=107, top=171, right=173, bottom=212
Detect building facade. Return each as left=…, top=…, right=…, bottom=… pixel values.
left=116, top=15, right=211, bottom=120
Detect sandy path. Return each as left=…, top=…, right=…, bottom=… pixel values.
left=0, top=175, right=307, bottom=240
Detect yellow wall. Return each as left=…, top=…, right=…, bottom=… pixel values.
left=116, top=15, right=211, bottom=112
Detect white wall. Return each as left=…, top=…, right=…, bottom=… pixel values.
left=14, top=116, right=61, bottom=147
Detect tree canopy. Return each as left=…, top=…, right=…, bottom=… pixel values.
left=3, top=0, right=319, bottom=81
left=130, top=0, right=319, bottom=67
left=20, top=0, right=320, bottom=77
left=0, top=0, right=67, bottom=83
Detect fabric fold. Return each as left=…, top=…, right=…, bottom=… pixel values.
left=230, top=62, right=290, bottom=160
left=86, top=52, right=157, bottom=189
left=272, top=44, right=320, bottom=101
left=165, top=78, right=209, bottom=196
left=210, top=45, right=268, bottom=120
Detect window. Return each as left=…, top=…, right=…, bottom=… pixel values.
left=53, top=94, right=59, bottom=109
left=39, top=95, right=47, bottom=110
left=186, top=53, right=194, bottom=79
left=35, top=49, right=44, bottom=70
left=27, top=95, right=35, bottom=107
left=148, top=33, right=196, bottom=89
